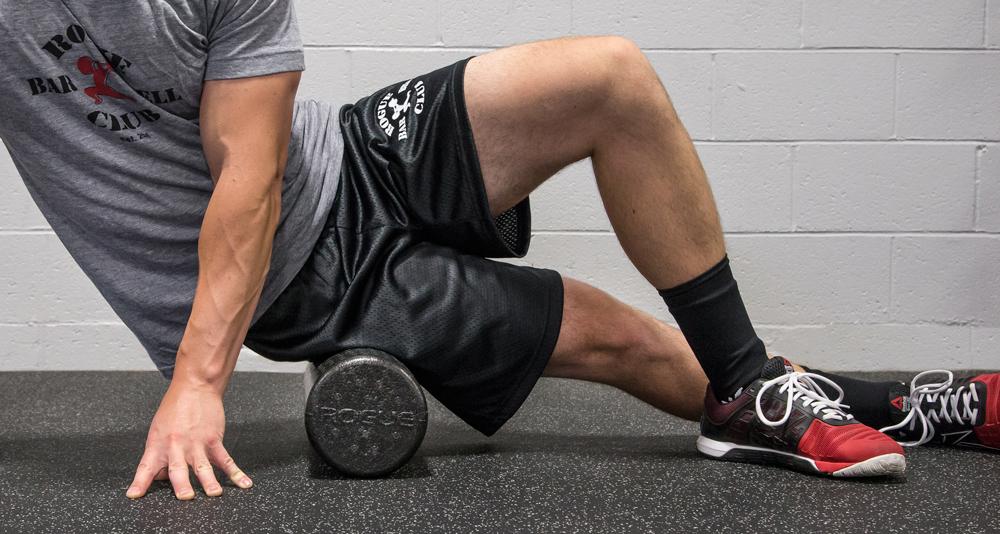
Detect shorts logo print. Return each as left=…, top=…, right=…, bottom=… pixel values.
left=376, top=78, right=426, bottom=142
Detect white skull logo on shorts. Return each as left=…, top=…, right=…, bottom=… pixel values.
left=376, top=78, right=426, bottom=142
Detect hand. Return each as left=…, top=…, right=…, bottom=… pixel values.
left=126, top=382, right=253, bottom=500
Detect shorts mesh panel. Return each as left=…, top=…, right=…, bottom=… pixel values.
left=494, top=206, right=523, bottom=253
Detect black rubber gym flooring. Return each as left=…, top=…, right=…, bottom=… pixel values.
left=0, top=370, right=996, bottom=533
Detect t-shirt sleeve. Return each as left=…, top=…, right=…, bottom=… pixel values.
left=203, top=0, right=306, bottom=81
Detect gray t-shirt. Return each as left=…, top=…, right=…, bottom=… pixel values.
left=0, top=0, right=344, bottom=376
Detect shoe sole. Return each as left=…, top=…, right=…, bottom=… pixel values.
left=696, top=436, right=905, bottom=478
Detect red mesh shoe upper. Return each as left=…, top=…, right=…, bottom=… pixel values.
left=798, top=419, right=903, bottom=463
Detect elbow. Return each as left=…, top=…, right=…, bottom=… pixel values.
left=269, top=175, right=284, bottom=229
left=262, top=176, right=283, bottom=231
left=260, top=163, right=287, bottom=202
left=266, top=157, right=287, bottom=210
left=265, top=170, right=284, bottom=198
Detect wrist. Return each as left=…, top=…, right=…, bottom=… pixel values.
left=170, top=369, right=228, bottom=397
left=172, top=350, right=233, bottom=395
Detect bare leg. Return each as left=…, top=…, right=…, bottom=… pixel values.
left=466, top=35, right=771, bottom=401
left=546, top=276, right=811, bottom=422
left=465, top=35, right=725, bottom=289
left=546, top=276, right=707, bottom=421
left=463, top=45, right=908, bottom=469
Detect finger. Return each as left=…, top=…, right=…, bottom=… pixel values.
left=207, top=439, right=253, bottom=489
left=167, top=443, right=196, bottom=501
left=126, top=453, right=164, bottom=499
left=154, top=467, right=169, bottom=481
left=191, top=451, right=224, bottom=497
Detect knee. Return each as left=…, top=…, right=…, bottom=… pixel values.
left=598, top=36, right=647, bottom=72
left=590, top=36, right=675, bottom=121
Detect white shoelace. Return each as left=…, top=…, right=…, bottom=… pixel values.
left=879, top=370, right=980, bottom=447
left=755, top=372, right=855, bottom=427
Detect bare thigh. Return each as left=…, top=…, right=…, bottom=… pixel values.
left=464, top=36, right=628, bottom=216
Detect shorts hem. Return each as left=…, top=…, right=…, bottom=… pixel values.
left=473, top=269, right=564, bottom=437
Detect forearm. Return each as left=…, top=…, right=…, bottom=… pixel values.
left=174, top=170, right=282, bottom=392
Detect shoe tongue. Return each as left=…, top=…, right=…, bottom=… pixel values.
left=887, top=377, right=988, bottom=428
left=887, top=382, right=912, bottom=424
left=972, top=381, right=988, bottom=426
left=760, top=357, right=794, bottom=380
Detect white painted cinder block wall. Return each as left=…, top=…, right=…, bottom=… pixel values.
left=2, top=0, right=999, bottom=373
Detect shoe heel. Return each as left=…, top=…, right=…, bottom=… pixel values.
left=696, top=436, right=733, bottom=458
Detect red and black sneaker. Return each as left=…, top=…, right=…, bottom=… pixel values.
left=881, top=370, right=1000, bottom=451
left=697, top=357, right=906, bottom=477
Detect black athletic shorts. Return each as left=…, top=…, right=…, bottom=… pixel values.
left=244, top=56, right=565, bottom=436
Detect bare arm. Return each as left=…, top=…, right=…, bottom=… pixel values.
left=126, top=70, right=301, bottom=501
left=174, top=70, right=301, bottom=390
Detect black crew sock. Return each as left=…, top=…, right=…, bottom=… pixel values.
left=805, top=367, right=907, bottom=429
left=658, top=255, right=767, bottom=402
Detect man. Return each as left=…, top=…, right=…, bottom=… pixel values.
left=0, top=1, right=995, bottom=501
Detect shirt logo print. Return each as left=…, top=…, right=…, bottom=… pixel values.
left=77, top=56, right=135, bottom=105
